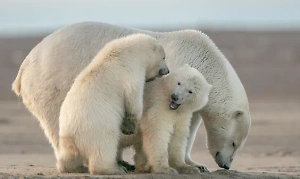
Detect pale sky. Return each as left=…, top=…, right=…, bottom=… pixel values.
left=0, top=0, right=300, bottom=35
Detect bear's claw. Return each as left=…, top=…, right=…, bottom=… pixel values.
left=196, top=165, right=210, bottom=172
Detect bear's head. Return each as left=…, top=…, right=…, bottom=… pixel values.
left=165, top=64, right=212, bottom=112
left=144, top=38, right=169, bottom=82
left=125, top=34, right=169, bottom=82
left=202, top=107, right=251, bottom=170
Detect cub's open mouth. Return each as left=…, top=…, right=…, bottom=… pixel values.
left=170, top=101, right=181, bottom=110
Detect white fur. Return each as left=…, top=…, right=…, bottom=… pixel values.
left=57, top=34, right=167, bottom=175
left=12, top=21, right=251, bottom=170
left=131, top=64, right=212, bottom=174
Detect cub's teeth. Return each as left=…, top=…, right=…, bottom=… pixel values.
left=170, top=102, right=180, bottom=110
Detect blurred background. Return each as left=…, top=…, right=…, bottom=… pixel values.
left=0, top=0, right=299, bottom=175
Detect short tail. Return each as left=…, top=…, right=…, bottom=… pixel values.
left=12, top=61, right=25, bottom=96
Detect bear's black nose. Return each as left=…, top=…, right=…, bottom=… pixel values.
left=222, top=164, right=230, bottom=170
left=171, top=93, right=179, bottom=101
left=159, top=68, right=170, bottom=76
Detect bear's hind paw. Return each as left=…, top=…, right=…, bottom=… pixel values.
left=118, top=160, right=135, bottom=172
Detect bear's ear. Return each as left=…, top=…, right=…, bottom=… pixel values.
left=233, top=110, right=244, bottom=119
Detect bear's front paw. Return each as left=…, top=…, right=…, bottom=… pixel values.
left=195, top=164, right=210, bottom=172
left=134, top=166, right=147, bottom=173
left=185, top=160, right=210, bottom=173
left=121, top=116, right=136, bottom=135
left=176, top=166, right=200, bottom=174
left=152, top=167, right=178, bottom=174
left=135, top=163, right=151, bottom=173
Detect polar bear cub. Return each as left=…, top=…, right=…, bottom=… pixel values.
left=134, top=64, right=212, bottom=174
left=58, top=34, right=169, bottom=175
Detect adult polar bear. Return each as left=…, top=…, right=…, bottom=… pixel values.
left=12, top=22, right=251, bottom=170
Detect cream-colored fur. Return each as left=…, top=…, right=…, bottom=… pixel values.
left=57, top=34, right=168, bottom=175
left=12, top=21, right=251, bottom=171
left=132, top=64, right=212, bottom=174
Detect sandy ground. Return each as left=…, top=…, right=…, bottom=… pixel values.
left=0, top=100, right=299, bottom=178
left=0, top=30, right=300, bottom=178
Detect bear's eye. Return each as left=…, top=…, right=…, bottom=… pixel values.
left=178, top=82, right=181, bottom=85
left=189, top=90, right=193, bottom=94
left=232, top=142, right=236, bottom=147
left=234, top=110, right=243, bottom=119
left=163, top=57, right=165, bottom=60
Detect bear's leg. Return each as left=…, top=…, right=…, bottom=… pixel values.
left=22, top=91, right=61, bottom=161
left=184, top=111, right=210, bottom=172
left=142, top=122, right=178, bottom=174
left=122, top=85, right=143, bottom=135
left=88, top=129, right=126, bottom=175
left=57, top=136, right=88, bottom=173
left=133, top=142, right=148, bottom=173
left=168, top=119, right=200, bottom=174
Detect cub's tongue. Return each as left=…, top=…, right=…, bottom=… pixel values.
left=170, top=102, right=180, bottom=110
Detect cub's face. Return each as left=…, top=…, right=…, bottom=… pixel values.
left=145, top=43, right=169, bottom=82
left=167, top=64, right=212, bottom=111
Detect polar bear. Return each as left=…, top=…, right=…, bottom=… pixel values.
left=12, top=22, right=251, bottom=171
left=57, top=34, right=169, bottom=175
left=132, top=64, right=212, bottom=174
